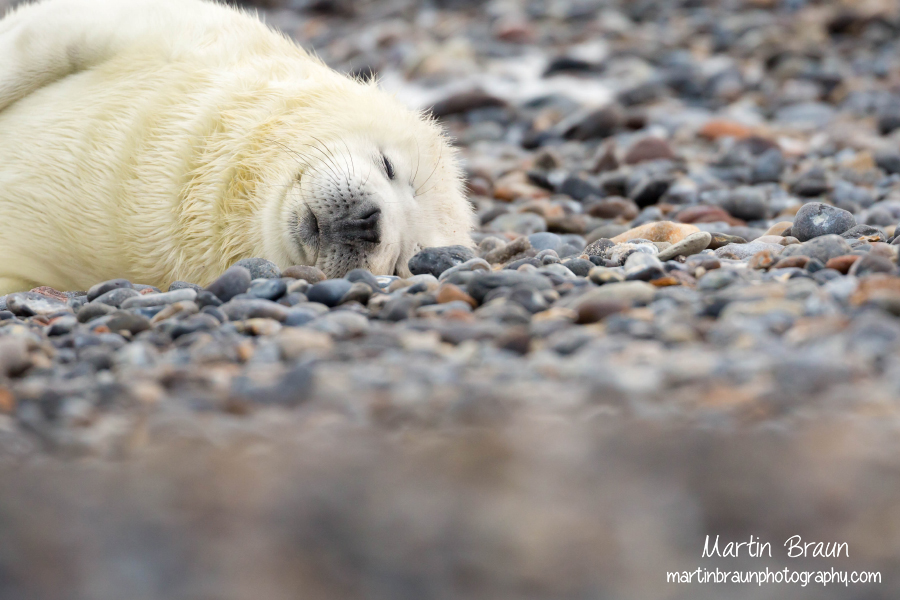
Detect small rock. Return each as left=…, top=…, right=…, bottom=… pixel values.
left=91, top=287, right=140, bottom=308
left=105, top=311, right=152, bottom=335
left=306, top=279, right=353, bottom=308
left=624, top=137, right=676, bottom=164
left=714, top=241, right=783, bottom=260
left=792, top=202, right=856, bottom=242
left=234, top=258, right=281, bottom=280
left=205, top=266, right=252, bottom=302
left=707, top=233, right=748, bottom=249
left=824, top=255, right=860, bottom=274
left=282, top=265, right=326, bottom=283
left=87, top=279, right=133, bottom=302
left=121, top=289, right=197, bottom=309
left=629, top=175, right=673, bottom=208
left=765, top=221, right=793, bottom=236
left=612, top=221, right=700, bottom=244
left=247, top=278, right=289, bottom=301
left=6, top=292, right=69, bottom=317
left=408, top=245, right=477, bottom=278
left=220, top=299, right=290, bottom=322
left=657, top=231, right=712, bottom=260
left=168, top=281, right=203, bottom=293
left=77, top=303, right=116, bottom=323
left=781, top=235, right=852, bottom=264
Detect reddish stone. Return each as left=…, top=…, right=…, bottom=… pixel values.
left=772, top=256, right=810, bottom=269
left=29, top=286, right=67, bottom=302
left=623, top=137, right=676, bottom=164
left=698, top=119, right=753, bottom=140
left=825, top=255, right=860, bottom=274
left=675, top=205, right=744, bottom=225
left=436, top=283, right=477, bottom=308
left=748, top=250, right=778, bottom=270
left=584, top=197, right=639, bottom=220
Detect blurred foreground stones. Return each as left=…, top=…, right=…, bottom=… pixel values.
left=5, top=0, right=900, bottom=598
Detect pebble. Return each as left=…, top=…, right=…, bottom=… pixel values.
left=656, top=232, right=712, bottom=260
left=234, top=258, right=281, bottom=279
left=91, top=288, right=140, bottom=308
left=220, top=299, right=290, bottom=322
left=5, top=292, right=69, bottom=317
left=611, top=221, right=700, bottom=244
left=282, top=265, right=326, bottom=283
left=623, top=137, right=675, bottom=164
left=407, top=245, right=477, bottom=277
left=306, top=279, right=353, bottom=308
left=248, top=278, right=289, bottom=301
left=205, top=266, right=252, bottom=302
left=121, top=289, right=198, bottom=309
left=87, top=279, right=133, bottom=302
left=792, top=202, right=856, bottom=242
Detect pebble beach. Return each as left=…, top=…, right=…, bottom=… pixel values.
left=3, top=0, right=900, bottom=598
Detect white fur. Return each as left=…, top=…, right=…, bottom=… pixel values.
left=0, top=0, right=474, bottom=293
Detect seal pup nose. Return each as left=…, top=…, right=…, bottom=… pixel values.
left=342, top=206, right=382, bottom=244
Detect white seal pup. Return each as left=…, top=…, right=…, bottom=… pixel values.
left=0, top=0, right=474, bottom=294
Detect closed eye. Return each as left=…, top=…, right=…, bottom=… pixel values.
left=381, top=153, right=395, bottom=180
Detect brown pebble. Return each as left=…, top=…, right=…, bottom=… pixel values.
left=825, top=255, right=860, bottom=274
left=282, top=265, right=326, bottom=284
left=649, top=276, right=680, bottom=287
left=484, top=235, right=532, bottom=264
left=675, top=205, right=742, bottom=225
left=764, top=221, right=793, bottom=237
left=749, top=250, right=778, bottom=270
left=771, top=256, right=810, bottom=269
left=623, top=137, right=676, bottom=164
left=611, top=221, right=699, bottom=244
left=436, top=283, right=477, bottom=308
left=707, top=233, right=748, bottom=250
left=584, top=197, right=639, bottom=220
left=575, top=300, right=629, bottom=324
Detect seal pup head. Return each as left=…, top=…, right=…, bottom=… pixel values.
left=260, top=81, right=475, bottom=278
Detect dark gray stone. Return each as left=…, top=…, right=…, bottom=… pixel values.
left=781, top=234, right=852, bottom=263
left=247, top=278, right=289, bottom=301
left=87, top=279, right=133, bottom=302
left=205, top=266, right=252, bottom=302
left=408, top=246, right=477, bottom=278
left=792, top=202, right=856, bottom=241
left=306, top=279, right=353, bottom=308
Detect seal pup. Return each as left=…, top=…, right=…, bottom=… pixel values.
left=0, top=0, right=474, bottom=293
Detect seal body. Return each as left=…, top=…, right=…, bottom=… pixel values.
left=0, top=0, right=474, bottom=293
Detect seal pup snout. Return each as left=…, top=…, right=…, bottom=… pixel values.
left=337, top=205, right=382, bottom=245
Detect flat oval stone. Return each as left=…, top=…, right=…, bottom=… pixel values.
left=6, top=292, right=69, bottom=317
left=657, top=231, right=712, bottom=261
left=121, top=288, right=197, bottom=309
left=220, top=299, right=290, bottom=322
left=87, top=279, right=133, bottom=302
left=91, top=287, right=140, bottom=308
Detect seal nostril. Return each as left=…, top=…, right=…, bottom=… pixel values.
left=342, top=206, right=381, bottom=244
left=358, top=206, right=381, bottom=223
